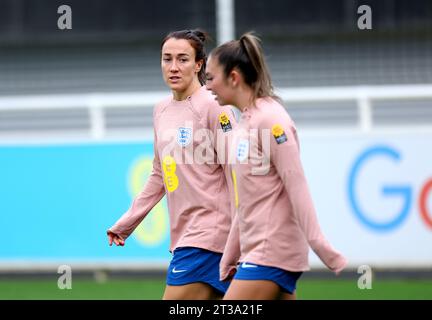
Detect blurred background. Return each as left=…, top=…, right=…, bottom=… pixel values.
left=0, top=0, right=431, bottom=299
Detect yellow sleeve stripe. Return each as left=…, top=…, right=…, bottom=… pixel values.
left=231, top=169, right=239, bottom=209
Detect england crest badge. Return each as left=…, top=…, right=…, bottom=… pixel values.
left=177, top=127, right=193, bottom=147
left=236, top=139, right=249, bottom=162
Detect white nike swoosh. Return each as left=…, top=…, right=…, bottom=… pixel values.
left=172, top=267, right=187, bottom=273
left=241, top=262, right=258, bottom=268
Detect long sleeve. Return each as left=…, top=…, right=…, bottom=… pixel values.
left=219, top=206, right=241, bottom=280
left=207, top=106, right=241, bottom=279
left=261, top=116, right=347, bottom=274
left=205, top=105, right=238, bottom=216
left=108, top=130, right=166, bottom=240
left=208, top=106, right=237, bottom=181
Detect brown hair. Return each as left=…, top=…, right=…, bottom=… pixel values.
left=210, top=32, right=279, bottom=103
left=161, top=29, right=209, bottom=85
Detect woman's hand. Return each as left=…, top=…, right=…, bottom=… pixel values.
left=107, top=231, right=125, bottom=246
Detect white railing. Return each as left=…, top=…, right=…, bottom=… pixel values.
left=0, top=91, right=167, bottom=140
left=0, top=84, right=432, bottom=141
left=276, top=84, right=432, bottom=132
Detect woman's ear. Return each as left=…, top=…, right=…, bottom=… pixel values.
left=195, top=60, right=203, bottom=73
left=229, top=70, right=240, bottom=88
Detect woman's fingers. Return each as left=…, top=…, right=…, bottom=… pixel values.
left=108, top=233, right=113, bottom=246
left=118, top=236, right=125, bottom=246
left=108, top=231, right=125, bottom=246
left=113, top=237, right=120, bottom=246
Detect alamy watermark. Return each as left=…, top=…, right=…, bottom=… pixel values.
left=357, top=264, right=373, bottom=289
left=57, top=265, right=72, bottom=289
left=57, top=5, right=72, bottom=30
left=56, top=4, right=372, bottom=32
left=357, top=5, right=372, bottom=30
left=156, top=125, right=273, bottom=175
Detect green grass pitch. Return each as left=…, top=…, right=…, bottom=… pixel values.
left=1, top=278, right=431, bottom=300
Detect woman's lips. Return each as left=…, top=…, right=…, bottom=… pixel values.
left=169, top=76, right=181, bottom=82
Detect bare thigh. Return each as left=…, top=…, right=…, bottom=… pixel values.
left=279, top=291, right=297, bottom=300
left=223, top=279, right=281, bottom=300
left=163, top=282, right=223, bottom=300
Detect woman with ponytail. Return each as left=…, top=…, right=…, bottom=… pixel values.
left=107, top=29, right=237, bottom=299
left=206, top=32, right=347, bottom=300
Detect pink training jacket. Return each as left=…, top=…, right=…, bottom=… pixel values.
left=108, top=86, right=236, bottom=254
left=220, top=97, right=347, bottom=280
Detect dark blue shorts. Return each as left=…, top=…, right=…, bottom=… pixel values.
left=166, top=246, right=230, bottom=295
left=234, top=262, right=302, bottom=294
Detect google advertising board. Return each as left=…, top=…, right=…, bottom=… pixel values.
left=303, top=132, right=432, bottom=268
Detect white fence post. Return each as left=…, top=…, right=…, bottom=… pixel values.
left=216, top=0, right=235, bottom=45
left=358, top=95, right=373, bottom=132
left=88, top=97, right=105, bottom=140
